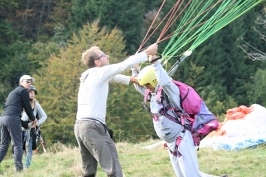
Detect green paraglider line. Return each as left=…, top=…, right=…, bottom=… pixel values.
left=161, top=0, right=264, bottom=65
left=137, top=0, right=264, bottom=73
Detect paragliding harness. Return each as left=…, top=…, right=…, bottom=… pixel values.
left=143, top=80, right=218, bottom=156
left=23, top=125, right=37, bottom=150
left=23, top=112, right=46, bottom=154
left=34, top=125, right=47, bottom=153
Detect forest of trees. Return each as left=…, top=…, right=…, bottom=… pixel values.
left=0, top=0, right=265, bottom=146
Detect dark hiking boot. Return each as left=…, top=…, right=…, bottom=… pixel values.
left=220, top=174, right=228, bottom=177
left=15, top=164, right=23, bottom=172
left=15, top=167, right=23, bottom=172
left=15, top=162, right=23, bottom=172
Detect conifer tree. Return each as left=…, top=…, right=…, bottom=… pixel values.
left=70, top=0, right=147, bottom=53
left=247, top=69, right=266, bottom=107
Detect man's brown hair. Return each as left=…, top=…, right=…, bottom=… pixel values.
left=81, top=46, right=100, bottom=68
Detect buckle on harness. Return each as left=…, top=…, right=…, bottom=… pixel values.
left=153, top=113, right=162, bottom=121
left=176, top=128, right=186, bottom=146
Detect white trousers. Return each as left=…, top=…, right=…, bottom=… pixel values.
left=168, top=130, right=219, bottom=177
left=153, top=116, right=219, bottom=177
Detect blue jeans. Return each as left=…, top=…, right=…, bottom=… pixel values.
left=23, top=131, right=33, bottom=168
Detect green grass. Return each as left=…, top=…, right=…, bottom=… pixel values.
left=0, top=140, right=266, bottom=177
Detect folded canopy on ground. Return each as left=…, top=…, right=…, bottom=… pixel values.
left=200, top=104, right=266, bottom=150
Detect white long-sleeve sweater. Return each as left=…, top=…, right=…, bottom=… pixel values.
left=21, top=101, right=47, bottom=128
left=76, top=51, right=148, bottom=124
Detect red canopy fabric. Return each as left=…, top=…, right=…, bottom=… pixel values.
left=214, top=105, right=254, bottom=136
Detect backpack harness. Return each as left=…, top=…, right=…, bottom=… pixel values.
left=23, top=109, right=44, bottom=153
left=143, top=80, right=218, bottom=156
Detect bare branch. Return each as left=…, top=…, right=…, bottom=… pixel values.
left=253, top=27, right=266, bottom=42
left=239, top=8, right=266, bottom=61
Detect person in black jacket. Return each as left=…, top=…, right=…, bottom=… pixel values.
left=0, top=75, right=37, bottom=172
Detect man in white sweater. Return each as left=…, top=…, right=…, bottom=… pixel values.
left=75, top=43, right=158, bottom=177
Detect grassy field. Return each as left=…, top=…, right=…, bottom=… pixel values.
left=0, top=140, right=266, bottom=177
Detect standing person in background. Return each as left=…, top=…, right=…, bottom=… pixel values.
left=21, top=85, right=47, bottom=168
left=75, top=43, right=158, bottom=177
left=0, top=75, right=37, bottom=172
left=132, top=54, right=227, bottom=177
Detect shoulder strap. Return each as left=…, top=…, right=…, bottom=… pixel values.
left=144, top=89, right=151, bottom=103
left=160, top=88, right=183, bottom=112
left=156, top=80, right=183, bottom=111
left=156, top=86, right=163, bottom=101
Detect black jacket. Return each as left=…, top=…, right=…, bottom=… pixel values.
left=1, top=85, right=35, bottom=121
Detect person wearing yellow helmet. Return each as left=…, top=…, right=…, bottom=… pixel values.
left=137, top=65, right=158, bottom=92
left=132, top=55, right=227, bottom=177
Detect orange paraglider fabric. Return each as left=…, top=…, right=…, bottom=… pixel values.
left=214, top=105, right=254, bottom=136
left=225, top=105, right=254, bottom=121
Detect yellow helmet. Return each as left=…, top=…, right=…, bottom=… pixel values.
left=138, top=65, right=158, bottom=88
